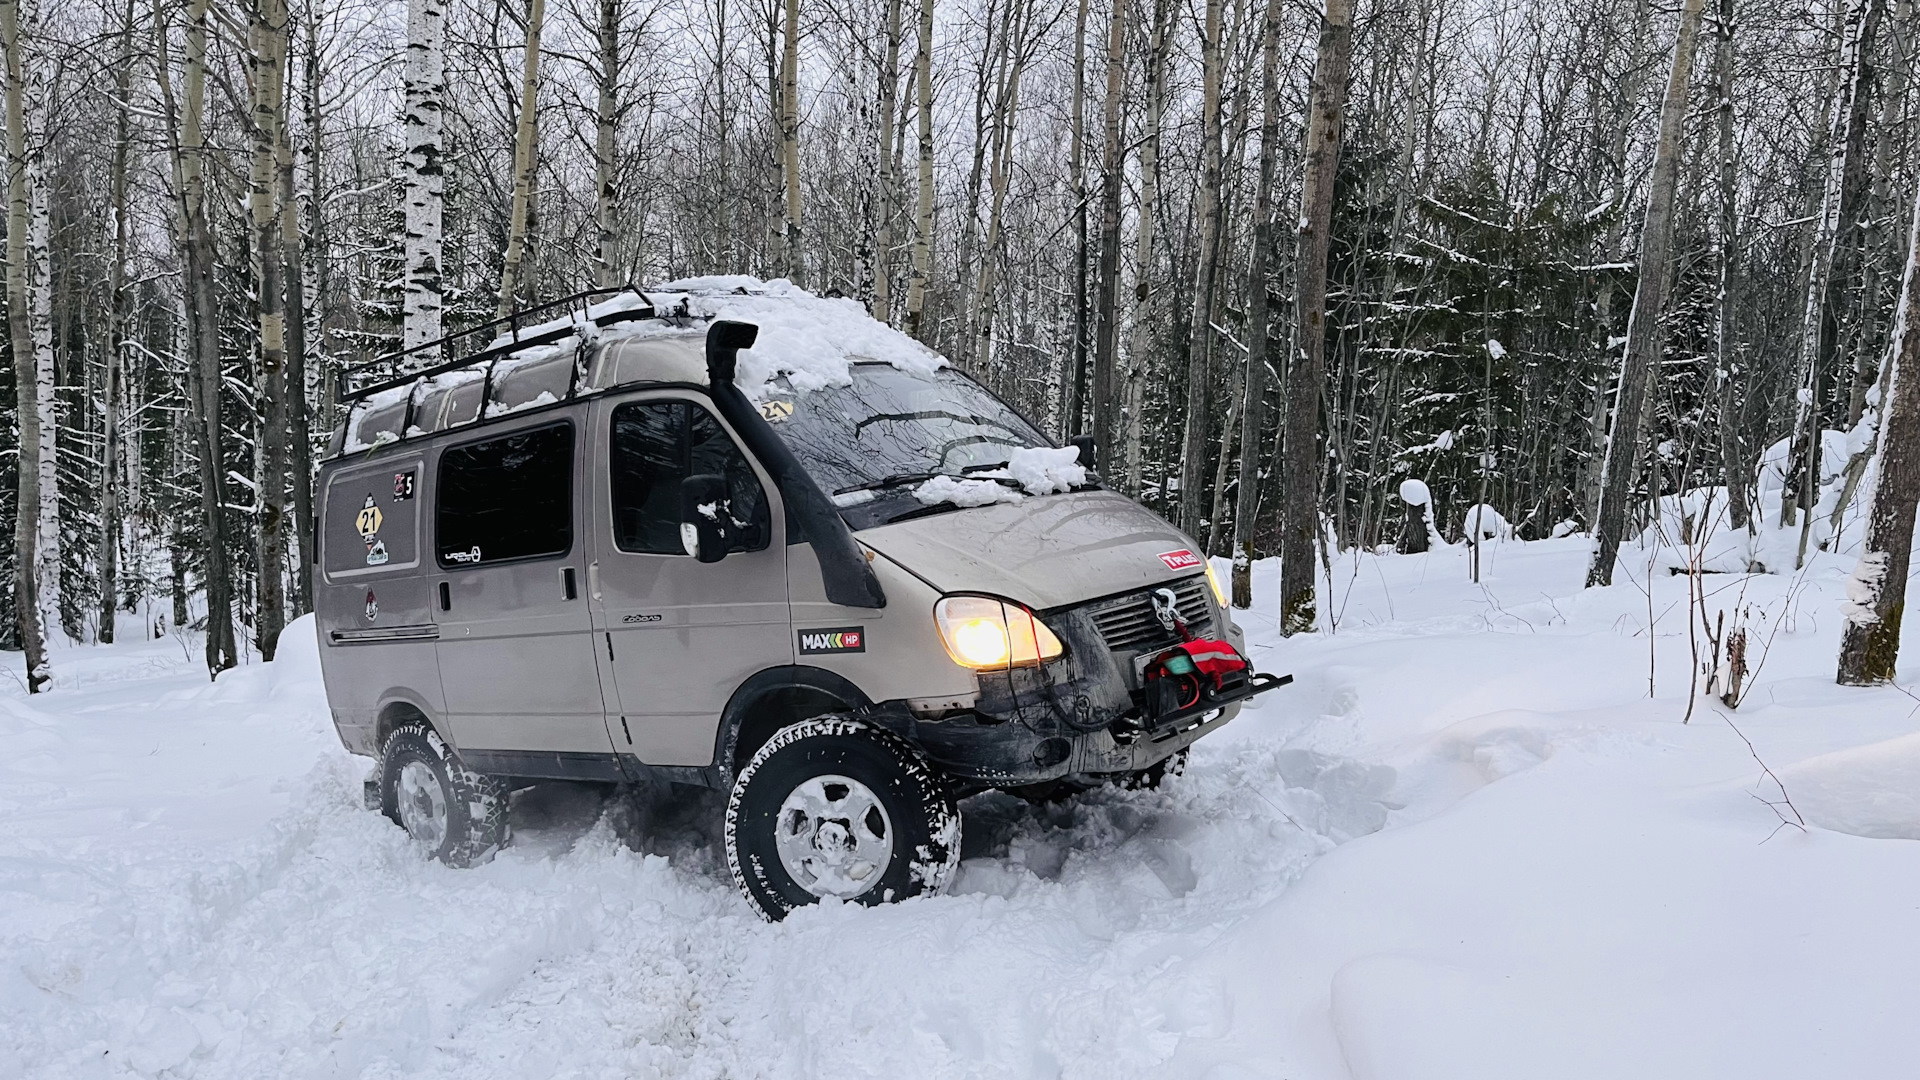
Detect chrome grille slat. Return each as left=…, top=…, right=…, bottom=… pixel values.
left=1087, top=577, right=1213, bottom=651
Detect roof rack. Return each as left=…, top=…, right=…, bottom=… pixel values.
left=336, top=288, right=656, bottom=405
left=332, top=288, right=663, bottom=455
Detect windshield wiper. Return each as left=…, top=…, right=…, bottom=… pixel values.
left=834, top=472, right=940, bottom=496
left=834, top=471, right=1022, bottom=496
left=959, top=460, right=1010, bottom=474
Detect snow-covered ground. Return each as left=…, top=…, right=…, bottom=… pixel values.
left=4, top=537, right=1917, bottom=1079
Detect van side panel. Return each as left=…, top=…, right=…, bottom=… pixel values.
left=430, top=411, right=612, bottom=756
left=785, top=545, right=975, bottom=706
left=587, top=391, right=793, bottom=767
left=316, top=453, right=443, bottom=755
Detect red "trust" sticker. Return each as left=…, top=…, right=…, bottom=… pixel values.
left=1158, top=549, right=1200, bottom=571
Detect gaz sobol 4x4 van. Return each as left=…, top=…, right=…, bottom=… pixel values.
left=317, top=280, right=1285, bottom=920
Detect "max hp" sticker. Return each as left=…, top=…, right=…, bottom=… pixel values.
left=798, top=626, right=865, bottom=654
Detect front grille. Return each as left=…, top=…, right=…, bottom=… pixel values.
left=1088, top=576, right=1214, bottom=652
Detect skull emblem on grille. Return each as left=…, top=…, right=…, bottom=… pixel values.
left=1151, top=587, right=1182, bottom=632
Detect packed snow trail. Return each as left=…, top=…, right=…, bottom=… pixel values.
left=4, top=538, right=1917, bottom=1079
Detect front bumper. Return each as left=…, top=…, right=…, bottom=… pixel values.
left=865, top=589, right=1289, bottom=786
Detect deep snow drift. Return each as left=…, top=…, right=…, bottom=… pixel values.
left=3, top=538, right=1916, bottom=1079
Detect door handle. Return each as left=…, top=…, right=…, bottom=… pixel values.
left=561, top=566, right=578, bottom=601
left=588, top=561, right=601, bottom=601
left=438, top=581, right=450, bottom=611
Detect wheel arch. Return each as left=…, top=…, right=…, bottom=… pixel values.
left=374, top=691, right=444, bottom=754
left=714, top=666, right=872, bottom=780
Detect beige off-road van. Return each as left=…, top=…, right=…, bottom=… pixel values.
left=315, top=282, right=1285, bottom=920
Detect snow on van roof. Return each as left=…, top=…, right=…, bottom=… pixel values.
left=644, top=276, right=947, bottom=397
left=341, top=279, right=945, bottom=454
left=483, top=277, right=945, bottom=398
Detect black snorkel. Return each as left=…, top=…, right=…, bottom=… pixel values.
left=705, top=319, right=886, bottom=609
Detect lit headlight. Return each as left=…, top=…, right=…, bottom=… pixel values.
left=933, top=596, right=1065, bottom=670
left=1204, top=560, right=1227, bottom=606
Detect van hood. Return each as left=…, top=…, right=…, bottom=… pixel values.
left=856, top=490, right=1207, bottom=610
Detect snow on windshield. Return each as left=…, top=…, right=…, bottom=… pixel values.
left=911, top=446, right=1086, bottom=507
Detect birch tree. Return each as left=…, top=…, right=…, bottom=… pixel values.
left=249, top=0, right=291, bottom=659
left=25, top=43, right=55, bottom=642
left=1231, top=0, right=1282, bottom=609
left=157, top=0, right=238, bottom=675
left=968, top=0, right=1037, bottom=373
left=403, top=0, right=447, bottom=346
left=284, top=13, right=313, bottom=613
left=1584, top=0, right=1707, bottom=589
left=778, top=0, right=802, bottom=284
left=497, top=0, right=548, bottom=318
left=1, top=0, right=47, bottom=689
left=871, top=0, right=902, bottom=321
left=1782, top=0, right=1881, bottom=565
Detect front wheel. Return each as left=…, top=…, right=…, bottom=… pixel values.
left=726, top=717, right=960, bottom=922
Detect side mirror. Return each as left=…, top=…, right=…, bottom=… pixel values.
left=1069, top=434, right=1095, bottom=470
left=681, top=474, right=730, bottom=563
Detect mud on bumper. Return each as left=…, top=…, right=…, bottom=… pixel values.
left=864, top=627, right=1289, bottom=788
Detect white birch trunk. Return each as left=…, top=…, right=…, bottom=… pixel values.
left=497, top=0, right=546, bottom=320
left=1783, top=0, right=1878, bottom=549
left=402, top=0, right=446, bottom=348
left=779, top=0, right=802, bottom=285
left=1, top=0, right=47, bottom=687
left=594, top=0, right=620, bottom=289
left=25, top=52, right=56, bottom=642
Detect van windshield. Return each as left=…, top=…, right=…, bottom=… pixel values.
left=766, top=363, right=1066, bottom=528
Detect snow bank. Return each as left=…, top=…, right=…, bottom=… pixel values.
left=1779, top=732, right=1920, bottom=840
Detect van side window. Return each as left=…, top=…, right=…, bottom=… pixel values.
left=611, top=401, right=769, bottom=555
left=436, top=422, right=573, bottom=567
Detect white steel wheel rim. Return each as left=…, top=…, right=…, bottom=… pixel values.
left=773, top=774, right=894, bottom=900
left=397, top=760, right=450, bottom=849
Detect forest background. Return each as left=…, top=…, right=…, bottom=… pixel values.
left=1, top=0, right=1916, bottom=687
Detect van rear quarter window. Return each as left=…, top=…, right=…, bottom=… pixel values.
left=323, top=461, right=421, bottom=577
left=436, top=422, right=574, bottom=567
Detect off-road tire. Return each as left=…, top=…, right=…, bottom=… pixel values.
left=378, top=720, right=510, bottom=868
left=726, top=716, right=960, bottom=922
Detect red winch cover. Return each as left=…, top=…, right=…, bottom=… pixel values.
left=1172, top=638, right=1248, bottom=688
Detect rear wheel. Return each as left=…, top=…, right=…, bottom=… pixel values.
left=726, top=716, right=960, bottom=921
left=378, top=720, right=510, bottom=868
